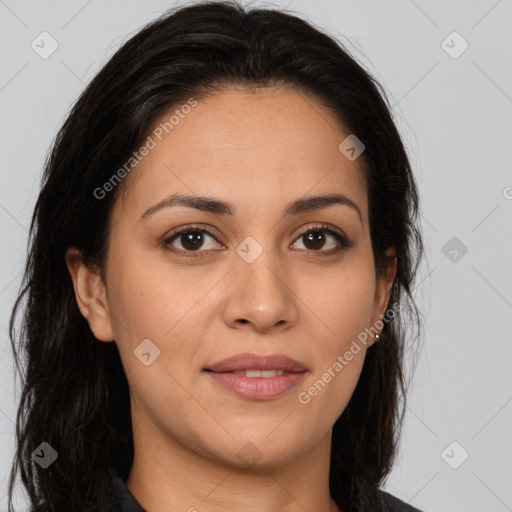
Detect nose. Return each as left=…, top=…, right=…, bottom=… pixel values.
left=220, top=238, right=299, bottom=334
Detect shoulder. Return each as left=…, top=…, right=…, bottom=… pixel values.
left=378, top=489, right=424, bottom=512
left=29, top=467, right=145, bottom=512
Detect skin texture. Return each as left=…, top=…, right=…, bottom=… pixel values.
left=66, top=87, right=396, bottom=512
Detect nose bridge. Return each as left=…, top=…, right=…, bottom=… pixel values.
left=235, top=233, right=287, bottom=300
left=223, top=232, right=297, bottom=330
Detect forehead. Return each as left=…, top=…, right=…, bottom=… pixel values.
left=114, top=87, right=368, bottom=224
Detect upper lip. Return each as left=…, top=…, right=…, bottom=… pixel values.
left=205, top=353, right=308, bottom=373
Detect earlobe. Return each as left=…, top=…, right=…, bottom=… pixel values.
left=65, top=247, right=115, bottom=342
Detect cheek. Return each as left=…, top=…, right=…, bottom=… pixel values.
left=305, top=262, right=376, bottom=347
left=105, top=247, right=221, bottom=390
left=106, top=246, right=202, bottom=338
left=296, top=265, right=374, bottom=419
left=107, top=256, right=207, bottom=426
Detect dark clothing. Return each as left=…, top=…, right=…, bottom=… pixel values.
left=380, top=489, right=423, bottom=512
left=107, top=467, right=145, bottom=512
left=107, top=466, right=423, bottom=512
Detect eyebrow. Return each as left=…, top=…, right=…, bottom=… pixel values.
left=139, top=193, right=362, bottom=224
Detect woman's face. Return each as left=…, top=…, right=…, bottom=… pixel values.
left=68, top=87, right=395, bottom=469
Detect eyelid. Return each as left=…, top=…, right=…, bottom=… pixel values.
left=161, top=224, right=225, bottom=258
left=296, top=223, right=347, bottom=241
left=162, top=223, right=223, bottom=242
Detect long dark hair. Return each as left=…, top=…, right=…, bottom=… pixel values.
left=8, top=1, right=424, bottom=510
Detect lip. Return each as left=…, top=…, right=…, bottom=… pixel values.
left=204, top=353, right=308, bottom=401
left=205, top=353, right=308, bottom=373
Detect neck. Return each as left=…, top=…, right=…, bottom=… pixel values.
left=125, top=411, right=341, bottom=512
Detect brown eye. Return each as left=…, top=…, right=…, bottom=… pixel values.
left=291, top=224, right=352, bottom=254
left=177, top=231, right=207, bottom=251
left=164, top=228, right=222, bottom=257
left=301, top=231, right=329, bottom=251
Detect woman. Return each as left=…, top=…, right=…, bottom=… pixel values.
left=8, top=1, right=424, bottom=511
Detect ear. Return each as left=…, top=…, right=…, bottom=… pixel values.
left=369, top=247, right=397, bottom=346
left=65, top=247, right=115, bottom=342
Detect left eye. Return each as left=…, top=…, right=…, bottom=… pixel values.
left=291, top=229, right=343, bottom=251
left=163, top=224, right=350, bottom=258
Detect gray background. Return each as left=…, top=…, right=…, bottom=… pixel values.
left=1, top=1, right=511, bottom=511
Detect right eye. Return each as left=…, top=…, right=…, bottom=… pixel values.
left=162, top=225, right=225, bottom=258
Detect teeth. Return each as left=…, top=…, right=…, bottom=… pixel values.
left=233, top=369, right=285, bottom=378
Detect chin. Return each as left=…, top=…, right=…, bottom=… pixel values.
left=220, top=437, right=307, bottom=470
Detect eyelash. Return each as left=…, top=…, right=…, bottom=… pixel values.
left=162, top=223, right=353, bottom=259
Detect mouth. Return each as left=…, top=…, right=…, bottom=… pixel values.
left=204, top=353, right=308, bottom=400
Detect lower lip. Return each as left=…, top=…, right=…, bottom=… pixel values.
left=205, top=371, right=307, bottom=400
